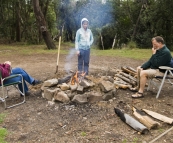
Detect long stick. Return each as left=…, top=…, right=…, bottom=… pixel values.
left=55, top=36, right=61, bottom=74
left=149, top=126, right=173, bottom=143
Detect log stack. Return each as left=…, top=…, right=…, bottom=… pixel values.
left=114, top=66, right=137, bottom=89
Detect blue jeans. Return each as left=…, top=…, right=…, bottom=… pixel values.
left=78, top=49, right=90, bottom=75
left=3, top=67, right=34, bottom=93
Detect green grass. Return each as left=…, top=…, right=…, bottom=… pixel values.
left=0, top=43, right=173, bottom=60
left=0, top=128, right=7, bottom=143
left=0, top=114, right=6, bottom=124
left=81, top=131, right=87, bottom=136
left=0, top=114, right=7, bottom=143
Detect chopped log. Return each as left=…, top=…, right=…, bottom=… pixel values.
left=115, top=74, right=136, bottom=86
left=142, top=109, right=173, bottom=124
left=121, top=66, right=137, bottom=76
left=114, top=77, right=129, bottom=85
left=132, top=107, right=160, bottom=129
left=114, top=82, right=132, bottom=89
left=137, top=68, right=141, bottom=90
left=119, top=72, right=137, bottom=82
left=126, top=66, right=137, bottom=73
left=114, top=108, right=149, bottom=134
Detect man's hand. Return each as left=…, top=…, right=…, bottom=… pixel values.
left=4, top=61, right=11, bottom=66
left=152, top=47, right=157, bottom=54
left=76, top=51, right=80, bottom=56
left=137, top=66, right=143, bottom=71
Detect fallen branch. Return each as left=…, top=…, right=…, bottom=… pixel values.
left=142, top=109, right=173, bottom=124
left=114, top=108, right=149, bottom=134
left=132, top=107, right=160, bottom=129
left=149, top=126, right=173, bottom=143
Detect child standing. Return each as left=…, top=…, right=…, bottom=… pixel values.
left=75, top=18, right=94, bottom=75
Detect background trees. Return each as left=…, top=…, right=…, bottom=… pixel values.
left=0, top=0, right=173, bottom=50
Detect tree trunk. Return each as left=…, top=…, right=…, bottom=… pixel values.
left=32, top=0, right=56, bottom=49
left=16, top=1, right=21, bottom=42
left=131, top=4, right=143, bottom=41
left=100, top=32, right=104, bottom=50
left=112, top=34, right=117, bottom=49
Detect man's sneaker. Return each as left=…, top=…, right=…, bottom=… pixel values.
left=32, top=80, right=42, bottom=86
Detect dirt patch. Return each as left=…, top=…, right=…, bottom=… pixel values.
left=1, top=50, right=173, bottom=143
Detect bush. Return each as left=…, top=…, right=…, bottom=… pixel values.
left=127, top=41, right=137, bottom=49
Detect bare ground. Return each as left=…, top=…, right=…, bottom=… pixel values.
left=0, top=48, right=173, bottom=143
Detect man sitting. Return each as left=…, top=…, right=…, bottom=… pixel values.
left=131, top=36, right=172, bottom=98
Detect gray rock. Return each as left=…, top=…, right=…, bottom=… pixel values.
left=44, top=88, right=60, bottom=101
left=88, top=92, right=102, bottom=103
left=59, top=83, right=70, bottom=91
left=43, top=78, right=58, bottom=87
left=54, top=91, right=70, bottom=103
left=72, top=94, right=88, bottom=104
left=102, top=91, right=114, bottom=101
left=79, top=79, right=90, bottom=88
left=77, top=85, right=84, bottom=94
left=99, top=80, right=114, bottom=93
left=69, top=83, right=78, bottom=92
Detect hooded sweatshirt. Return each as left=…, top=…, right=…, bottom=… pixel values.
left=0, top=63, right=11, bottom=79
left=75, top=18, right=94, bottom=51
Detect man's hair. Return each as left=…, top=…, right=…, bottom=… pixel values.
left=152, top=36, right=164, bottom=44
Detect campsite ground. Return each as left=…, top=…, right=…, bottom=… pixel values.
left=0, top=44, right=173, bottom=143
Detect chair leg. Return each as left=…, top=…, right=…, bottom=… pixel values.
left=156, top=70, right=168, bottom=99
left=147, top=79, right=151, bottom=91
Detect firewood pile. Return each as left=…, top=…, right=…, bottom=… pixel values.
left=41, top=66, right=138, bottom=104
left=114, top=66, right=137, bottom=89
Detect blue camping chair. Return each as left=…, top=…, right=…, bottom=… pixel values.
left=0, top=71, right=25, bottom=109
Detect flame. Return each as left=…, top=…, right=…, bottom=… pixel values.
left=70, top=71, right=86, bottom=85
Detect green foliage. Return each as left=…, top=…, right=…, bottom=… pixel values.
left=0, top=113, right=7, bottom=143
left=0, top=128, right=7, bottom=143
left=0, top=114, right=6, bottom=124
left=0, top=0, right=173, bottom=49
left=127, top=41, right=137, bottom=49
left=81, top=131, right=87, bottom=136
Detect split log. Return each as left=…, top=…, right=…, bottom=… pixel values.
left=126, top=66, right=137, bottom=73
left=132, top=107, right=160, bottom=129
left=114, top=77, right=129, bottom=85
left=119, top=72, right=137, bottom=82
left=142, top=109, right=173, bottom=124
left=114, top=82, right=132, bottom=89
left=121, top=66, right=137, bottom=76
left=114, top=108, right=149, bottom=134
left=115, top=74, right=136, bottom=86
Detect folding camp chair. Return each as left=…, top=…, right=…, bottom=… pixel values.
left=147, top=66, right=173, bottom=99
left=0, top=71, right=25, bottom=109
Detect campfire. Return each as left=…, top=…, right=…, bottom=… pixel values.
left=70, top=71, right=86, bottom=85
left=41, top=66, right=138, bottom=104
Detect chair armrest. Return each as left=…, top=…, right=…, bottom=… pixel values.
left=3, top=74, right=22, bottom=80
left=159, top=66, right=173, bottom=70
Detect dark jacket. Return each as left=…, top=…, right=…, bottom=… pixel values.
left=0, top=64, right=11, bottom=79
left=141, top=45, right=172, bottom=71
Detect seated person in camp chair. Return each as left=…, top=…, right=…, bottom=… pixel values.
left=0, top=61, right=41, bottom=96
left=131, top=36, right=172, bottom=98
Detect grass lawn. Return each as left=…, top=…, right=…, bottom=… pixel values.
left=0, top=114, right=7, bottom=143
left=0, top=42, right=157, bottom=61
